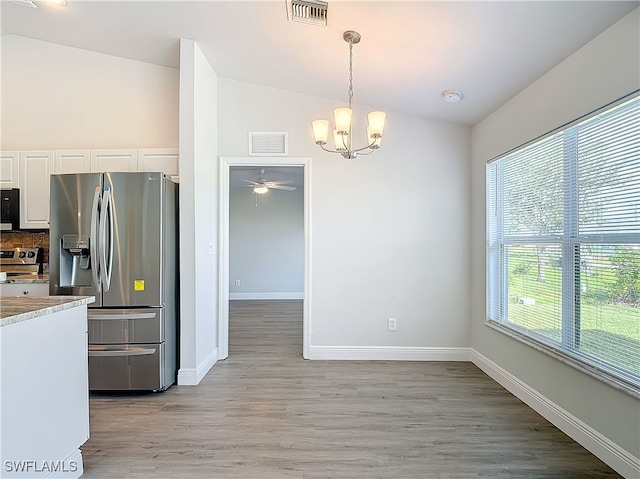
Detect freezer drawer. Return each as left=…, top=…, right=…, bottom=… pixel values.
left=88, top=308, right=163, bottom=344
left=88, top=343, right=170, bottom=391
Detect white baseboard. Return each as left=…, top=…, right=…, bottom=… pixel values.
left=307, top=345, right=472, bottom=361
left=230, top=292, right=303, bottom=300
left=177, top=347, right=218, bottom=386
left=471, top=350, right=640, bottom=479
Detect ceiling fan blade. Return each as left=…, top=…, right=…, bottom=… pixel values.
left=242, top=179, right=258, bottom=185
left=269, top=185, right=297, bottom=191
left=265, top=179, right=293, bottom=185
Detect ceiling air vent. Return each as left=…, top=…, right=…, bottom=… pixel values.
left=249, top=132, right=289, bottom=156
left=288, top=0, right=328, bottom=27
left=8, top=0, right=39, bottom=7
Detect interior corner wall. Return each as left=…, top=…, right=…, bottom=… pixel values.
left=229, top=187, right=304, bottom=299
left=470, top=7, right=640, bottom=466
left=0, top=35, right=178, bottom=150
left=177, top=39, right=219, bottom=385
left=218, top=78, right=472, bottom=356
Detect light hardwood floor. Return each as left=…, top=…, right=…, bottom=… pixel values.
left=81, top=300, right=621, bottom=478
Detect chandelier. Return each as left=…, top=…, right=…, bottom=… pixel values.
left=312, top=31, right=386, bottom=160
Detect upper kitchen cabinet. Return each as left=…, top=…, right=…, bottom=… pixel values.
left=20, top=151, right=54, bottom=229
left=138, top=148, right=179, bottom=182
left=90, top=149, right=138, bottom=173
left=0, top=151, right=20, bottom=188
left=54, top=150, right=91, bottom=174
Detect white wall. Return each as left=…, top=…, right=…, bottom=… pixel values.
left=3, top=15, right=636, bottom=475
left=177, top=39, right=219, bottom=385
left=229, top=186, right=304, bottom=299
left=470, top=8, right=640, bottom=472
left=0, top=35, right=178, bottom=150
left=218, top=79, right=471, bottom=358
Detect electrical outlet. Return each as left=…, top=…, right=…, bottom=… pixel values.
left=388, top=318, right=397, bottom=331
left=235, top=280, right=241, bottom=287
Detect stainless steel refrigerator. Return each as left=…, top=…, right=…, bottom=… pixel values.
left=49, top=172, right=178, bottom=391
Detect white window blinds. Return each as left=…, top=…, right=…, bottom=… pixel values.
left=486, top=93, right=640, bottom=394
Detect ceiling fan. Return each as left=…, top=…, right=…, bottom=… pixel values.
left=243, top=169, right=296, bottom=194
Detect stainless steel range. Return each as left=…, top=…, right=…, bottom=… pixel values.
left=0, top=247, right=43, bottom=277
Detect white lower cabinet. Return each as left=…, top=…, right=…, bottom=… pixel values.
left=20, top=150, right=54, bottom=229
left=1, top=302, right=90, bottom=479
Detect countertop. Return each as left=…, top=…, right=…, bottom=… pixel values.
left=0, top=274, right=49, bottom=284
left=0, top=295, right=95, bottom=327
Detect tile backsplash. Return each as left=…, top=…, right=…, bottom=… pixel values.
left=0, top=231, right=50, bottom=265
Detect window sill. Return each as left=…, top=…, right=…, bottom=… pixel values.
left=484, top=320, right=640, bottom=400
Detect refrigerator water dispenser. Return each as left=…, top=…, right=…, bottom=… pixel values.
left=59, top=234, right=92, bottom=287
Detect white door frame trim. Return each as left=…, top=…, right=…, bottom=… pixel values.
left=218, top=156, right=311, bottom=360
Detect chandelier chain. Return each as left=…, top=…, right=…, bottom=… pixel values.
left=348, top=39, right=354, bottom=110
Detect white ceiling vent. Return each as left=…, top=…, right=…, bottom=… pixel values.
left=288, top=0, right=328, bottom=27
left=249, top=132, right=289, bottom=156
left=8, top=0, right=39, bottom=7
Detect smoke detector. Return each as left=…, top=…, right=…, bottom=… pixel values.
left=442, top=90, right=463, bottom=103
left=288, top=0, right=328, bottom=27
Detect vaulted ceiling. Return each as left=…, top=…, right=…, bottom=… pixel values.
left=2, top=0, right=637, bottom=126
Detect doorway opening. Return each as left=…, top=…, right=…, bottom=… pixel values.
left=218, top=157, right=311, bottom=360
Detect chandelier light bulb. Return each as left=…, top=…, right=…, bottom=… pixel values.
left=367, top=127, right=382, bottom=149
left=333, top=130, right=347, bottom=151
left=333, top=108, right=352, bottom=134
left=312, top=119, right=329, bottom=145
left=367, top=111, right=386, bottom=137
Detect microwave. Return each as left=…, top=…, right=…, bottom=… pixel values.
left=0, top=189, right=20, bottom=231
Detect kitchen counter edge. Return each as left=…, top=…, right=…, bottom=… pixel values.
left=1, top=274, right=49, bottom=284
left=0, top=296, right=96, bottom=327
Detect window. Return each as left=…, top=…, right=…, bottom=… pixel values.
left=486, top=93, right=640, bottom=395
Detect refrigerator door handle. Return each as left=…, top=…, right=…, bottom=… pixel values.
left=88, top=347, right=157, bottom=357
left=90, top=186, right=102, bottom=292
left=99, top=185, right=114, bottom=292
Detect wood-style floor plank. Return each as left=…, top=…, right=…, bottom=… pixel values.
left=81, top=300, right=621, bottom=478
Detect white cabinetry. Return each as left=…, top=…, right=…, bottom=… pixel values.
left=19, top=150, right=53, bottom=229
left=9, top=148, right=177, bottom=230
left=0, top=151, right=20, bottom=188
left=56, top=148, right=178, bottom=176
left=138, top=148, right=179, bottom=181
left=55, top=150, right=91, bottom=174
left=1, top=300, right=90, bottom=479
left=90, top=149, right=138, bottom=172
left=0, top=282, right=49, bottom=297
